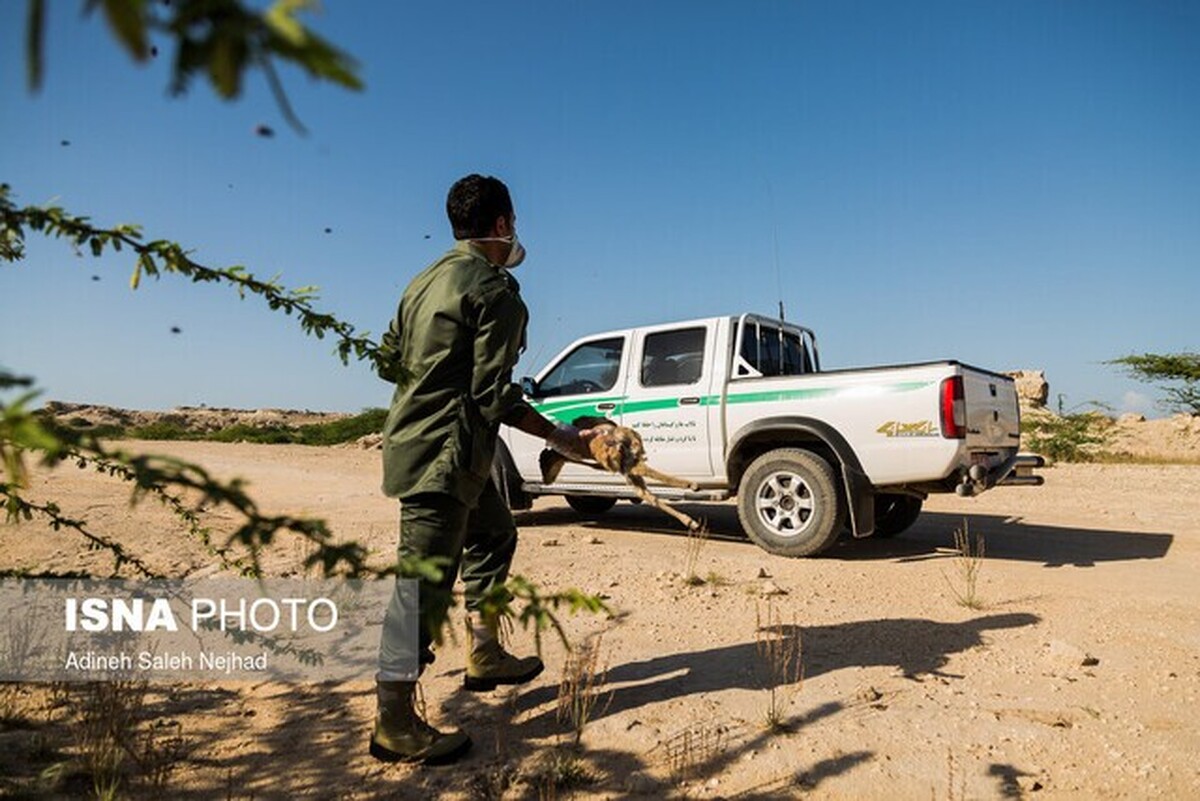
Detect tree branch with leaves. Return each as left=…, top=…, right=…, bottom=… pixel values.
left=1, top=185, right=405, bottom=381
left=1108, top=353, right=1200, bottom=416
left=26, top=0, right=362, bottom=134
left=5, top=0, right=607, bottom=655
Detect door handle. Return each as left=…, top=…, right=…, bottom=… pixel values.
left=679, top=397, right=700, bottom=406
left=596, top=402, right=616, bottom=411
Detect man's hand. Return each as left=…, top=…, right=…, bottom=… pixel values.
left=545, top=423, right=597, bottom=462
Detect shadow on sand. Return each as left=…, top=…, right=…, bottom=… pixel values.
left=513, top=612, right=1040, bottom=725
left=516, top=503, right=1174, bottom=567
left=1, top=609, right=1044, bottom=800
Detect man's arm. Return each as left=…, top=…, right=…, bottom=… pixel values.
left=377, top=309, right=405, bottom=384
left=469, top=285, right=529, bottom=425
left=503, top=402, right=556, bottom=440
left=502, top=402, right=597, bottom=459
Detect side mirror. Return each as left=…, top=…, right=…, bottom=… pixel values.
left=520, top=376, right=538, bottom=398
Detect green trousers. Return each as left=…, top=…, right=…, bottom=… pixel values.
left=378, top=479, right=517, bottom=678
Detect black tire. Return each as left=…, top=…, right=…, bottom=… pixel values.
left=737, top=449, right=845, bottom=557
left=873, top=494, right=923, bottom=538
left=565, top=495, right=617, bottom=516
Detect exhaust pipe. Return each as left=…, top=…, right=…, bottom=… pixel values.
left=998, top=475, right=1044, bottom=487
left=956, top=452, right=1045, bottom=496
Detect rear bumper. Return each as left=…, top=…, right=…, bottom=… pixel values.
left=956, top=453, right=1045, bottom=497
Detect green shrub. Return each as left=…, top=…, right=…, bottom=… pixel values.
left=35, top=413, right=127, bottom=441
left=1021, top=411, right=1111, bottom=463
left=126, top=421, right=197, bottom=441
left=203, top=408, right=385, bottom=445
left=295, top=408, right=387, bottom=445
left=85, top=424, right=132, bottom=440
left=208, top=424, right=294, bottom=444
left=42, top=417, right=127, bottom=441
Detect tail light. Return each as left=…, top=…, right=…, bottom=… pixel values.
left=940, top=376, right=965, bottom=439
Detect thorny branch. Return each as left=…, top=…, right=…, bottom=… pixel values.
left=0, top=188, right=605, bottom=644
left=0, top=185, right=404, bottom=382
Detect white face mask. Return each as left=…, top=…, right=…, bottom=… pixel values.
left=469, top=232, right=526, bottom=269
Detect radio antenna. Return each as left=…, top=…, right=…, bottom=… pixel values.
left=766, top=177, right=785, bottom=324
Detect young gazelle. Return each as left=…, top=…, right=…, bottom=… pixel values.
left=540, top=416, right=703, bottom=531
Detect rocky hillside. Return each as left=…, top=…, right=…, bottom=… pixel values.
left=1007, top=370, right=1200, bottom=462
left=42, top=401, right=351, bottom=433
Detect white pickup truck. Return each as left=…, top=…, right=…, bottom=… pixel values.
left=494, top=313, right=1042, bottom=557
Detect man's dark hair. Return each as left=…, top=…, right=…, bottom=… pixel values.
left=446, top=174, right=513, bottom=239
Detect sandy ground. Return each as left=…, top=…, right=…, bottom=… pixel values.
left=2, top=440, right=1198, bottom=799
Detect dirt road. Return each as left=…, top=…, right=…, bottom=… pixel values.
left=2, top=441, right=1197, bottom=799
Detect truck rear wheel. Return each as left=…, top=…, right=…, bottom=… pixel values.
left=737, top=449, right=845, bottom=557
left=565, top=495, right=617, bottom=516
left=873, top=494, right=922, bottom=538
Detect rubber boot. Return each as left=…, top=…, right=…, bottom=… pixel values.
left=463, top=614, right=545, bottom=692
left=369, top=680, right=471, bottom=765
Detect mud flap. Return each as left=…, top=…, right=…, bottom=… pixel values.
left=842, top=465, right=875, bottom=538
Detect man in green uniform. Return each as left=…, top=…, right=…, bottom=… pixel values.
left=371, top=174, right=591, bottom=765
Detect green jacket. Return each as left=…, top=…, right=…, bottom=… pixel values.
left=379, top=242, right=529, bottom=503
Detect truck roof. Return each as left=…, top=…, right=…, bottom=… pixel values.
left=564, top=313, right=808, bottom=342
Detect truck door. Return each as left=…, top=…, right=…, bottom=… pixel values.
left=621, top=323, right=717, bottom=480
left=509, top=334, right=629, bottom=485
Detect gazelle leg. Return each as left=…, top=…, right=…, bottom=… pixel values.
left=627, top=477, right=702, bottom=531
left=630, top=464, right=700, bottom=492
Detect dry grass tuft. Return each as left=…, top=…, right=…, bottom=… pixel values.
left=656, top=721, right=731, bottom=783
left=557, top=633, right=610, bottom=747
left=755, top=598, right=804, bottom=732
left=528, top=747, right=599, bottom=800
left=682, top=523, right=710, bottom=585
left=47, top=680, right=187, bottom=798
left=942, top=519, right=986, bottom=610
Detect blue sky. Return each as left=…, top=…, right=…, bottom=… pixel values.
left=2, top=1, right=1197, bottom=415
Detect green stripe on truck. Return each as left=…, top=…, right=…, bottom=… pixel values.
left=530, top=380, right=933, bottom=423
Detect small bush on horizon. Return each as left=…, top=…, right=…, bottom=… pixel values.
left=208, top=424, right=298, bottom=445
left=128, top=421, right=197, bottom=441
left=1021, top=410, right=1111, bottom=463
left=294, top=407, right=388, bottom=445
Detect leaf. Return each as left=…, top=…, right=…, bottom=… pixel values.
left=210, top=33, right=242, bottom=98
left=101, top=0, right=149, bottom=61
left=270, top=30, right=363, bottom=91
left=264, top=0, right=310, bottom=47
left=26, top=0, right=45, bottom=91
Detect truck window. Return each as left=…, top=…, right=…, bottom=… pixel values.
left=537, top=337, right=623, bottom=397
left=641, top=327, right=705, bottom=387
left=738, top=321, right=810, bottom=378
left=781, top=331, right=805, bottom=374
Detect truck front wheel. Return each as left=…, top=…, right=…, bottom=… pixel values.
left=737, top=449, right=845, bottom=557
